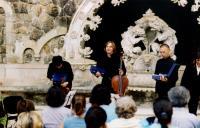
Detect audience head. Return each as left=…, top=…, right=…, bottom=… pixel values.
left=85, top=106, right=107, bottom=128
left=168, top=86, right=190, bottom=107
left=17, top=99, right=35, bottom=115
left=16, top=111, right=43, bottom=128
left=153, top=98, right=173, bottom=128
left=72, top=93, right=86, bottom=116
left=159, top=44, right=171, bottom=59
left=90, top=84, right=111, bottom=106
left=115, top=96, right=137, bottom=119
left=46, top=86, right=65, bottom=107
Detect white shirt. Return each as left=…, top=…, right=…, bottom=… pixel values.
left=171, top=107, right=200, bottom=128
left=107, top=117, right=142, bottom=128
left=196, top=65, right=200, bottom=75
left=42, top=106, right=72, bottom=128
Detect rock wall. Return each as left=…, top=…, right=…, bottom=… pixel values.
left=0, top=0, right=82, bottom=64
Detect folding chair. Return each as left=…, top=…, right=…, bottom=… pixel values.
left=3, top=96, right=23, bottom=128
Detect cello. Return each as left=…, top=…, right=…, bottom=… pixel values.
left=111, top=52, right=129, bottom=96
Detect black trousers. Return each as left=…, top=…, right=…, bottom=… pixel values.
left=156, top=84, right=173, bottom=99
left=188, top=92, right=199, bottom=115
left=102, top=77, right=114, bottom=93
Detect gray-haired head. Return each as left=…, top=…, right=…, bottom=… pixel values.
left=115, top=96, right=137, bottom=119
left=168, top=86, right=190, bottom=107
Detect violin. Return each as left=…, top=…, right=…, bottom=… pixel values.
left=111, top=53, right=128, bottom=96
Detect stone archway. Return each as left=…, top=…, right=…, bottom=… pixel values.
left=0, top=1, right=15, bottom=62
left=64, top=0, right=103, bottom=63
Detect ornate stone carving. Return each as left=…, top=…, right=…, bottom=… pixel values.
left=121, top=9, right=178, bottom=73
left=86, top=14, right=102, bottom=31
left=0, top=14, right=5, bottom=46
left=133, top=54, right=158, bottom=72
left=171, top=0, right=187, bottom=7
left=64, top=0, right=104, bottom=60
left=78, top=46, right=93, bottom=58
left=111, top=0, right=127, bottom=6
left=23, top=48, right=34, bottom=63
left=40, top=36, right=65, bottom=64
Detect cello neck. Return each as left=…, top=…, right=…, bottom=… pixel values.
left=119, top=52, right=123, bottom=75
left=119, top=52, right=123, bottom=96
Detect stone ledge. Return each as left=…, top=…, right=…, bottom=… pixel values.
left=0, top=85, right=156, bottom=94
left=0, top=85, right=96, bottom=94
left=0, top=86, right=50, bottom=94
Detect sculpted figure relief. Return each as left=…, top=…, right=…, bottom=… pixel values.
left=121, top=9, right=178, bottom=72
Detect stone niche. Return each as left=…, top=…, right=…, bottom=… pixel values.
left=0, top=0, right=185, bottom=93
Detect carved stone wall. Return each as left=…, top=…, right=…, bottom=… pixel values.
left=0, top=7, right=6, bottom=63
left=0, top=0, right=80, bottom=64
left=0, top=0, right=185, bottom=93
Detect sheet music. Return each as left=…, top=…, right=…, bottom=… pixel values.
left=64, top=90, right=76, bottom=106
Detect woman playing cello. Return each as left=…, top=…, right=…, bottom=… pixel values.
left=95, top=41, right=128, bottom=94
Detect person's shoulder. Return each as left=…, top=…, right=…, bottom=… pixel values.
left=62, top=61, right=71, bottom=65
left=48, top=62, right=54, bottom=67
left=156, top=58, right=163, bottom=63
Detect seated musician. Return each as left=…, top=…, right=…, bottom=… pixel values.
left=47, top=55, right=74, bottom=92
left=94, top=41, right=127, bottom=93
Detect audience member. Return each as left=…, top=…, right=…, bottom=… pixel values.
left=89, top=84, right=117, bottom=122
left=42, top=86, right=72, bottom=128
left=150, top=98, right=175, bottom=128
left=107, top=96, right=142, bottom=128
left=61, top=94, right=86, bottom=128
left=85, top=106, right=107, bottom=128
left=15, top=111, right=43, bottom=128
left=168, top=86, right=200, bottom=128
left=17, top=99, right=35, bottom=115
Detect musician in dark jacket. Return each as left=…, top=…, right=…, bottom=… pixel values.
left=154, top=44, right=179, bottom=98
left=181, top=52, right=200, bottom=115
left=47, top=55, right=74, bottom=90
left=95, top=41, right=126, bottom=93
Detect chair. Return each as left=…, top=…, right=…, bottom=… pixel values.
left=3, top=96, right=23, bottom=128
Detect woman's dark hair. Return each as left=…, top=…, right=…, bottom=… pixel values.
left=153, top=98, right=173, bottom=128
left=89, top=84, right=111, bottom=105
left=46, top=86, right=65, bottom=107
left=85, top=106, right=107, bottom=128
left=72, top=94, right=86, bottom=116
left=17, top=99, right=35, bottom=114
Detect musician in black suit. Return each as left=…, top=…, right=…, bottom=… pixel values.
left=181, top=52, right=200, bottom=115
left=95, top=41, right=126, bottom=93
left=47, top=55, right=74, bottom=91
left=154, top=44, right=179, bottom=99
